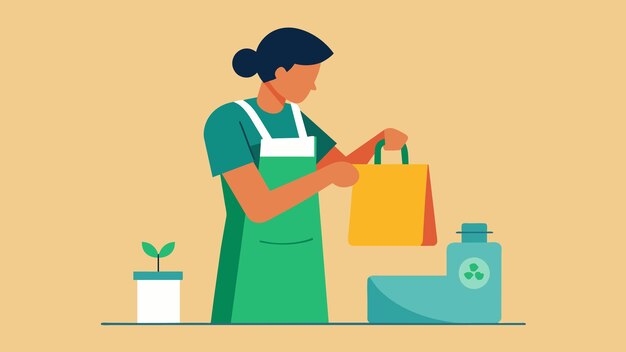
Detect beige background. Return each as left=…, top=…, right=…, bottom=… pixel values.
left=1, top=0, right=625, bottom=350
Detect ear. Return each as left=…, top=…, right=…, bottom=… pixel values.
left=274, top=67, right=287, bottom=79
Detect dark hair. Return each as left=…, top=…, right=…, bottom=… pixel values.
left=232, top=28, right=333, bottom=82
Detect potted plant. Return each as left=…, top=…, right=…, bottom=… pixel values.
left=133, top=241, right=182, bottom=323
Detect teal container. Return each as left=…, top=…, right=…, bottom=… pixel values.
left=368, top=223, right=501, bottom=323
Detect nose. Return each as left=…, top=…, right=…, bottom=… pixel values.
left=311, top=82, right=317, bottom=91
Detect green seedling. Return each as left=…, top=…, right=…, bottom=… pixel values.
left=142, top=242, right=175, bottom=272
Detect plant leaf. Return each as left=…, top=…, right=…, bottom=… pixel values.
left=142, top=242, right=159, bottom=258
left=159, top=242, right=176, bottom=258
left=464, top=272, right=474, bottom=279
left=475, top=272, right=485, bottom=280
left=469, top=263, right=479, bottom=272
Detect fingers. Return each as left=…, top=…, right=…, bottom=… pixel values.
left=331, top=161, right=359, bottom=187
left=383, top=139, right=406, bottom=150
left=382, top=128, right=408, bottom=150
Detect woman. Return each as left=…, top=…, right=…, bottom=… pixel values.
left=204, top=28, right=408, bottom=323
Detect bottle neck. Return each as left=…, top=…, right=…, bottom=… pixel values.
left=461, top=233, right=488, bottom=243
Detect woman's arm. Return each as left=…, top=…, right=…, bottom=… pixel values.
left=223, top=161, right=358, bottom=223
left=317, top=128, right=408, bottom=168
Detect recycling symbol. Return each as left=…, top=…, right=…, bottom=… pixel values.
left=458, top=257, right=490, bottom=289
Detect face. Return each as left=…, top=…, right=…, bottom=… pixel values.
left=271, top=63, right=320, bottom=103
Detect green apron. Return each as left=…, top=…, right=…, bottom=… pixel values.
left=211, top=100, right=328, bottom=323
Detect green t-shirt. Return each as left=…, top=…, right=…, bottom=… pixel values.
left=204, top=98, right=336, bottom=177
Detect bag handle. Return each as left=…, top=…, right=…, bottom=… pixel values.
left=374, top=139, right=409, bottom=165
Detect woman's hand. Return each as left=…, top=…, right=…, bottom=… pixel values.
left=383, top=128, right=408, bottom=150
left=324, top=161, right=359, bottom=187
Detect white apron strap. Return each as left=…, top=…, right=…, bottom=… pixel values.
left=234, top=100, right=272, bottom=140
left=290, top=103, right=308, bottom=138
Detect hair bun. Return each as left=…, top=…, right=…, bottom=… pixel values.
left=232, top=48, right=258, bottom=78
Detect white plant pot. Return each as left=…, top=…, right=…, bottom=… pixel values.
left=133, top=271, right=183, bottom=323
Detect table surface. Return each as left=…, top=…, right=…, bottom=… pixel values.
left=102, top=322, right=526, bottom=326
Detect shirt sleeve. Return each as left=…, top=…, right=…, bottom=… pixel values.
left=301, top=112, right=337, bottom=162
left=204, top=103, right=254, bottom=177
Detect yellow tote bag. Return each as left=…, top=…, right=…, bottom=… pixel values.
left=348, top=141, right=437, bottom=246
